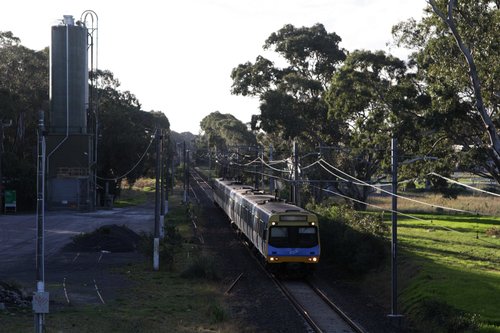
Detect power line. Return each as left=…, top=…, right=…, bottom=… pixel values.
left=319, top=158, right=479, bottom=215
left=96, top=134, right=155, bottom=182
left=215, top=148, right=497, bottom=217
left=312, top=184, right=499, bottom=249
left=429, top=172, right=500, bottom=197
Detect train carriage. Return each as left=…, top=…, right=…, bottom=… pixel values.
left=212, top=178, right=320, bottom=271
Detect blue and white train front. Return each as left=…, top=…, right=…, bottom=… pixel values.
left=265, top=214, right=320, bottom=266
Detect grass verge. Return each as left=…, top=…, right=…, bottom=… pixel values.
left=394, top=213, right=500, bottom=332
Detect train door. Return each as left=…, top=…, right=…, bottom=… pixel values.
left=253, top=214, right=259, bottom=246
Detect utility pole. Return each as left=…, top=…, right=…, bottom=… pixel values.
left=183, top=141, right=187, bottom=203
left=164, top=133, right=169, bottom=215
left=0, top=121, right=4, bottom=214
left=0, top=119, right=12, bottom=213
left=159, top=129, right=165, bottom=239
left=215, top=146, right=218, bottom=178
left=292, top=141, right=300, bottom=205
left=389, top=137, right=402, bottom=322
left=34, top=111, right=49, bottom=332
left=208, top=141, right=211, bottom=181
left=171, top=141, right=176, bottom=189
left=153, top=129, right=161, bottom=271
left=236, top=147, right=240, bottom=181
left=260, top=146, right=264, bottom=189
left=254, top=147, right=259, bottom=189
left=186, top=149, right=190, bottom=204
left=269, top=144, right=275, bottom=195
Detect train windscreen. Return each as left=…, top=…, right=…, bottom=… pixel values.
left=269, top=226, right=318, bottom=248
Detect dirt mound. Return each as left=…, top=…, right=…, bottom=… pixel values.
left=0, top=281, right=30, bottom=310
left=63, top=224, right=143, bottom=253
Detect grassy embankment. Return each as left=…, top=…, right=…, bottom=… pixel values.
left=190, top=170, right=500, bottom=331
left=0, top=184, right=240, bottom=333
left=368, top=194, right=500, bottom=332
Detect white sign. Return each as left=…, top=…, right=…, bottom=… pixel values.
left=32, top=292, right=49, bottom=314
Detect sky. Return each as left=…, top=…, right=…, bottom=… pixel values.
left=1, top=0, right=425, bottom=134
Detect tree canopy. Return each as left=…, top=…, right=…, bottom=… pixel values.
left=231, top=23, right=346, bottom=144
left=0, top=33, right=170, bottom=209
left=0, top=32, right=48, bottom=209
left=199, top=111, right=257, bottom=151
left=392, top=0, right=500, bottom=183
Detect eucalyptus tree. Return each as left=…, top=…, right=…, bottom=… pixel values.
left=230, top=23, right=346, bottom=148
left=94, top=69, right=169, bottom=193
left=0, top=31, right=48, bottom=209
left=199, top=111, right=257, bottom=179
left=200, top=111, right=257, bottom=151
left=325, top=50, right=432, bottom=208
left=392, top=0, right=500, bottom=183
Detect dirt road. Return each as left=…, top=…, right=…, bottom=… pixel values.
left=0, top=205, right=154, bottom=306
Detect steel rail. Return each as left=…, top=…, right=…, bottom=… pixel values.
left=307, top=280, right=366, bottom=333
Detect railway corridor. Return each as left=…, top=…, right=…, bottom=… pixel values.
left=189, top=168, right=366, bottom=333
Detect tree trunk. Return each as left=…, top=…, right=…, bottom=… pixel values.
left=429, top=0, right=500, bottom=180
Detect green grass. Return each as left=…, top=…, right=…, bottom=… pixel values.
left=113, top=188, right=150, bottom=208
left=395, top=213, right=500, bottom=332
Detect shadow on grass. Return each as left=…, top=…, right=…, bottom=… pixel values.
left=402, top=256, right=500, bottom=331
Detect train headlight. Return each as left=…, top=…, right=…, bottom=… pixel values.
left=269, top=257, right=279, bottom=262
left=308, top=257, right=318, bottom=262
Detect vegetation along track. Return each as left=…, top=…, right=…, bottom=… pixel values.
left=189, top=168, right=365, bottom=333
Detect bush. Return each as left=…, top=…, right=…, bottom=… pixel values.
left=485, top=227, right=500, bottom=238
left=180, top=256, right=220, bottom=281
left=207, top=302, right=227, bottom=324
left=308, top=203, right=389, bottom=274
left=414, top=299, right=480, bottom=333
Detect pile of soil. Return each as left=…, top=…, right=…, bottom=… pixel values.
left=0, top=281, right=30, bottom=310
left=63, top=224, right=142, bottom=253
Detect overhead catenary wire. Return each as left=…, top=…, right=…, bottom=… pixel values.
left=217, top=150, right=496, bottom=216
left=96, top=133, right=156, bottom=182
left=313, top=185, right=499, bottom=248
left=314, top=185, right=430, bottom=223
left=214, top=149, right=498, bottom=248
left=319, top=158, right=479, bottom=215
left=429, top=172, right=500, bottom=197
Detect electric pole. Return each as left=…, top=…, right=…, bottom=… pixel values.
left=269, top=144, right=275, bottom=195
left=389, top=137, right=402, bottom=321
left=34, top=111, right=49, bottom=332
left=183, top=141, right=187, bottom=203
left=292, top=140, right=300, bottom=206
left=0, top=119, right=12, bottom=213
left=159, top=129, right=165, bottom=238
left=153, top=128, right=161, bottom=271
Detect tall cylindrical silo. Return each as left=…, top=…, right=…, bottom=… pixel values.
left=50, top=15, right=88, bottom=133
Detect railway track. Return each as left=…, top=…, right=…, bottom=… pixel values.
left=276, top=278, right=365, bottom=333
left=189, top=168, right=366, bottom=333
left=60, top=251, right=108, bottom=305
left=189, top=168, right=213, bottom=202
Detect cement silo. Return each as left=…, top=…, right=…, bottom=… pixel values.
left=50, top=15, right=88, bottom=133
left=47, top=15, right=94, bottom=210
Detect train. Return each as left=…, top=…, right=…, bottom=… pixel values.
left=212, top=178, right=320, bottom=272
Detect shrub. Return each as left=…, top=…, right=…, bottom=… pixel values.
left=414, top=299, right=480, bottom=333
left=207, top=302, right=227, bottom=324
left=308, top=203, right=389, bottom=274
left=180, top=256, right=220, bottom=281
left=485, top=227, right=500, bottom=238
